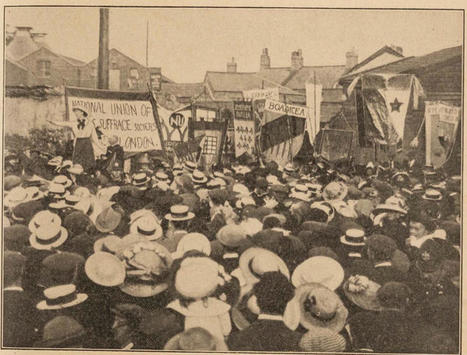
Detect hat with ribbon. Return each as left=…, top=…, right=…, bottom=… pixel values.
left=191, top=170, right=208, bottom=185
left=291, top=256, right=344, bottom=290
left=239, top=247, right=290, bottom=285
left=164, top=205, right=195, bottom=221
left=322, top=181, right=348, bottom=201
left=129, top=215, right=163, bottom=240
left=85, top=252, right=126, bottom=287
left=48, top=156, right=63, bottom=167
left=293, top=283, right=348, bottom=332
left=132, top=172, right=150, bottom=188
left=290, top=184, right=312, bottom=202
left=184, top=160, right=197, bottom=172
left=422, top=188, right=443, bottom=201
left=52, top=175, right=72, bottom=189
left=30, top=222, right=68, bottom=251
left=284, top=163, right=298, bottom=174
left=36, top=284, right=88, bottom=311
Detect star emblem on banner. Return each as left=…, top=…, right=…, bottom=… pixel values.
left=390, top=98, right=403, bottom=112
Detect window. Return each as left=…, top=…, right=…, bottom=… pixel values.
left=130, top=68, right=139, bottom=79
left=37, top=60, right=51, bottom=77
left=202, top=136, right=218, bottom=155
left=150, top=73, right=161, bottom=91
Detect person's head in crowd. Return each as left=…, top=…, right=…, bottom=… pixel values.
left=253, top=271, right=294, bottom=316
left=4, top=251, right=26, bottom=289
left=4, top=224, right=30, bottom=253
left=165, top=205, right=195, bottom=232
left=366, top=234, right=397, bottom=263
left=35, top=316, right=86, bottom=348
left=376, top=282, right=412, bottom=311
left=110, top=303, right=145, bottom=349
left=138, top=308, right=184, bottom=349
left=164, top=327, right=227, bottom=351
left=408, top=209, right=436, bottom=240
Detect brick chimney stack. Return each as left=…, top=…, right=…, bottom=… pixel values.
left=291, top=49, right=304, bottom=70
left=227, top=57, right=237, bottom=73
left=260, top=48, right=271, bottom=71
left=345, top=48, right=358, bottom=71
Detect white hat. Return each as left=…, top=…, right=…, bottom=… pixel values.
left=165, top=205, right=195, bottom=221
left=130, top=215, right=163, bottom=240
left=4, top=187, right=29, bottom=208
left=85, top=252, right=126, bottom=287
left=52, top=175, right=72, bottom=189
left=68, top=164, right=84, bottom=175
left=291, top=256, right=344, bottom=290
left=36, top=284, right=87, bottom=310
left=30, top=223, right=68, bottom=250
left=175, top=257, right=222, bottom=299
left=172, top=233, right=211, bottom=259
left=191, top=170, right=208, bottom=184
left=422, top=188, right=443, bottom=201
left=29, top=210, right=62, bottom=234
left=340, top=228, right=366, bottom=246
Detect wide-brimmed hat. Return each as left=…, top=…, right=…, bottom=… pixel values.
left=184, top=160, right=197, bottom=172
left=191, top=170, right=208, bottom=185
left=154, top=171, right=170, bottom=183
left=47, top=183, right=68, bottom=198
left=28, top=210, right=62, bottom=233
left=132, top=172, right=150, bottom=187
left=130, top=215, right=163, bottom=240
left=30, top=223, right=68, bottom=250
left=164, top=205, right=195, bottom=221
left=175, top=256, right=222, bottom=299
left=216, top=224, right=247, bottom=248
left=164, top=328, right=228, bottom=351
left=95, top=206, right=122, bottom=233
left=343, top=275, right=383, bottom=311
left=93, top=235, right=123, bottom=254
left=294, top=283, right=348, bottom=332
left=4, top=187, right=30, bottom=208
left=68, top=164, right=84, bottom=175
left=372, top=203, right=407, bottom=216
left=48, top=156, right=63, bottom=167
left=34, top=316, right=86, bottom=348
left=340, top=228, right=366, bottom=246
left=52, top=175, right=72, bottom=189
left=85, top=252, right=126, bottom=287
left=172, top=233, right=211, bottom=259
left=290, top=184, right=312, bottom=202
left=239, top=247, right=290, bottom=285
left=322, top=181, right=348, bottom=201
left=4, top=175, right=22, bottom=191
left=291, top=256, right=344, bottom=290
left=48, top=194, right=91, bottom=214
left=422, top=188, right=443, bottom=201
left=119, top=240, right=173, bottom=297
left=310, top=201, right=335, bottom=223
left=36, top=284, right=88, bottom=310
left=25, top=186, right=44, bottom=201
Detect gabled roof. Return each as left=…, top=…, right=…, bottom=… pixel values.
left=340, top=46, right=462, bottom=84
left=6, top=33, right=39, bottom=61
left=344, top=45, right=404, bottom=76
left=161, top=82, right=205, bottom=98
left=284, top=65, right=346, bottom=89
left=18, top=46, right=86, bottom=67
left=6, top=55, right=30, bottom=72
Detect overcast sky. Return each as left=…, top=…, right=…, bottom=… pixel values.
left=5, top=7, right=463, bottom=83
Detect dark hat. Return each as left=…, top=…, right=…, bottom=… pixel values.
left=139, top=309, right=184, bottom=348
left=208, top=189, right=230, bottom=206
left=255, top=177, right=268, bottom=191
left=38, top=252, right=85, bottom=288
left=11, top=200, right=44, bottom=224
left=416, top=239, right=446, bottom=273
left=94, top=207, right=122, bottom=233
left=366, top=234, right=397, bottom=259
left=4, top=175, right=22, bottom=191
left=4, top=224, right=31, bottom=252
left=376, top=282, right=412, bottom=309
left=63, top=211, right=93, bottom=238
left=250, top=229, right=284, bottom=253
left=269, top=184, right=289, bottom=194
left=216, top=224, right=247, bottom=248
left=253, top=271, right=295, bottom=315
left=4, top=251, right=26, bottom=285
left=35, top=316, right=85, bottom=348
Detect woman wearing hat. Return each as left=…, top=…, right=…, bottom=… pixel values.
left=48, top=108, right=105, bottom=173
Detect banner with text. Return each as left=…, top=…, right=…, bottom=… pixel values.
left=424, top=101, right=461, bottom=169
left=233, top=101, right=255, bottom=157
left=65, top=87, right=162, bottom=153
left=243, top=87, right=280, bottom=101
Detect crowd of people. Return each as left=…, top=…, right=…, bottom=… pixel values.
left=3, top=148, right=460, bottom=352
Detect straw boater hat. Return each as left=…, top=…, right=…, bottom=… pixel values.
left=52, top=175, right=72, bottom=189
left=191, top=170, right=208, bottom=185
left=4, top=187, right=31, bottom=208
left=340, top=229, right=366, bottom=247
left=290, top=184, right=312, bottom=202
left=130, top=215, right=163, bottom=240
left=154, top=171, right=170, bottom=184
left=173, top=163, right=184, bottom=176
left=29, top=210, right=62, bottom=234
left=291, top=256, right=345, bottom=290
left=119, top=240, right=173, bottom=297
left=239, top=247, right=290, bottom=285
left=284, top=163, right=298, bottom=174
left=29, top=223, right=68, bottom=250
left=85, top=252, right=126, bottom=287
left=165, top=205, right=195, bottom=221
left=68, top=164, right=84, bottom=175
left=48, top=195, right=91, bottom=214
left=293, top=283, right=348, bottom=332
left=48, top=156, right=63, bottom=167
left=343, top=275, right=383, bottom=311
left=184, top=160, right=197, bottom=173
left=36, top=284, right=88, bottom=310
left=372, top=203, right=407, bottom=216
left=322, top=181, right=348, bottom=201
left=422, top=188, right=443, bottom=201
left=47, top=183, right=68, bottom=200
left=132, top=172, right=150, bottom=189
left=175, top=256, right=224, bottom=299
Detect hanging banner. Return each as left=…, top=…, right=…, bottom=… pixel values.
left=261, top=99, right=307, bottom=167
left=65, top=87, right=165, bottom=155
left=191, top=120, right=228, bottom=167
left=424, top=101, right=461, bottom=169
left=317, top=129, right=354, bottom=161
left=305, top=82, right=322, bottom=143
left=243, top=87, right=280, bottom=101
left=157, top=106, right=191, bottom=153
left=233, top=101, right=255, bottom=158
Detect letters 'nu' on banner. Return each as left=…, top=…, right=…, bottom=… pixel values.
left=65, top=87, right=163, bottom=153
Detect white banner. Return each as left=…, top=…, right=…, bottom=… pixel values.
left=243, top=88, right=279, bottom=101
left=305, top=82, right=322, bottom=143
left=66, top=89, right=161, bottom=153
left=264, top=99, right=308, bottom=120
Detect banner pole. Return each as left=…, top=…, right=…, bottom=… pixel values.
left=147, top=84, right=168, bottom=160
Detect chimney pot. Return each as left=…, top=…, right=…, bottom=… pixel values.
left=227, top=57, right=237, bottom=73
left=291, top=49, right=304, bottom=70
left=345, top=48, right=358, bottom=71
left=260, top=47, right=271, bottom=71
